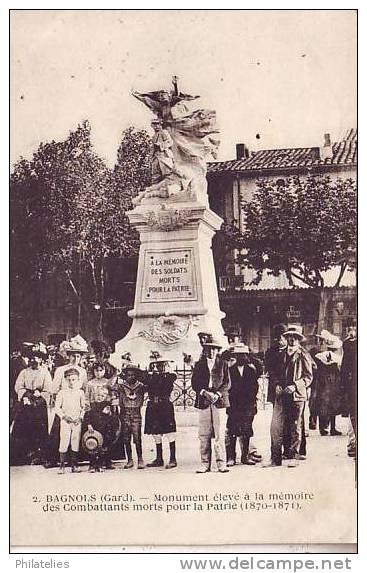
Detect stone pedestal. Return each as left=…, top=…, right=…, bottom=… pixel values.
left=113, top=201, right=227, bottom=367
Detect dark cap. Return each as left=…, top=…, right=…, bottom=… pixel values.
left=198, top=332, right=213, bottom=345
left=272, top=323, right=287, bottom=338
left=30, top=350, right=47, bottom=360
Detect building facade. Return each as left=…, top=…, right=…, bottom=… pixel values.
left=208, top=129, right=357, bottom=352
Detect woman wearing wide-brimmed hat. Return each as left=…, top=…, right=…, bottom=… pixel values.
left=314, top=330, right=343, bottom=436
left=51, top=335, right=89, bottom=393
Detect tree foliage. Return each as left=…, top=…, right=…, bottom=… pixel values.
left=10, top=122, right=152, bottom=338
left=228, top=175, right=356, bottom=288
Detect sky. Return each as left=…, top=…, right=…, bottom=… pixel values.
left=10, top=9, right=357, bottom=167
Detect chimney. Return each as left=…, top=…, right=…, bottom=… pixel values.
left=236, top=143, right=250, bottom=160
left=319, top=133, right=333, bottom=160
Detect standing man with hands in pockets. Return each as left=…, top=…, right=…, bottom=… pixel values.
left=192, top=335, right=230, bottom=474
left=265, top=324, right=313, bottom=468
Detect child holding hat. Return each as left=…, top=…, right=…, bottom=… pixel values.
left=54, top=367, right=85, bottom=473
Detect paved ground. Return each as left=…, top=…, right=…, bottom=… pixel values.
left=11, top=405, right=356, bottom=472
left=10, top=407, right=357, bottom=547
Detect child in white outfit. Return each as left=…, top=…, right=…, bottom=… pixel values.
left=55, top=367, right=85, bottom=473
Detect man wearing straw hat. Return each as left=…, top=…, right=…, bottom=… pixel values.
left=281, top=324, right=313, bottom=468
left=191, top=335, right=230, bottom=473
left=265, top=324, right=313, bottom=468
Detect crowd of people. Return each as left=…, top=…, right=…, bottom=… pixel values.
left=9, top=318, right=357, bottom=473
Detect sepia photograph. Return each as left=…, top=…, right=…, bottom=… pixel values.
left=9, top=9, right=357, bottom=550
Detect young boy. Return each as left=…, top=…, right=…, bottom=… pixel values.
left=83, top=361, right=119, bottom=471
left=118, top=363, right=146, bottom=469
left=83, top=401, right=118, bottom=472
left=55, top=368, right=85, bottom=474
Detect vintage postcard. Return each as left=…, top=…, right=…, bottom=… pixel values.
left=10, top=9, right=357, bottom=549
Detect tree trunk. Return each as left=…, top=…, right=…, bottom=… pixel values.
left=95, top=309, right=103, bottom=340
left=335, top=262, right=347, bottom=288
left=90, top=258, right=106, bottom=341
left=317, top=288, right=331, bottom=334
left=96, top=258, right=107, bottom=341
left=77, top=253, right=82, bottom=333
left=64, top=267, right=86, bottom=334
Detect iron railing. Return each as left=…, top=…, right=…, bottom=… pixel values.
left=171, top=364, right=196, bottom=409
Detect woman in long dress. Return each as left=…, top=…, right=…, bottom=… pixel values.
left=314, top=331, right=343, bottom=436
left=11, top=351, right=52, bottom=465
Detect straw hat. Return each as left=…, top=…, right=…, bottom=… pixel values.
left=82, top=429, right=103, bottom=453
left=121, top=360, right=141, bottom=371
left=61, top=335, right=88, bottom=355
left=68, top=335, right=88, bottom=354
left=149, top=350, right=174, bottom=364
left=202, top=334, right=222, bottom=349
left=317, top=330, right=342, bottom=349
left=230, top=343, right=250, bottom=354
left=283, top=324, right=306, bottom=341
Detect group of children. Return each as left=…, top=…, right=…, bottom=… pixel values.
left=55, top=355, right=176, bottom=474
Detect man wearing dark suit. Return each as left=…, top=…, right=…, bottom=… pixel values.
left=226, top=344, right=262, bottom=466
left=191, top=336, right=230, bottom=473
left=340, top=317, right=357, bottom=459
left=264, top=323, right=287, bottom=466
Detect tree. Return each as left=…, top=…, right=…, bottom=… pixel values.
left=222, top=174, right=356, bottom=328
left=114, top=125, right=152, bottom=199
left=10, top=122, right=152, bottom=340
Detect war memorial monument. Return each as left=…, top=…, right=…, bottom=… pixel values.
left=113, top=77, right=228, bottom=366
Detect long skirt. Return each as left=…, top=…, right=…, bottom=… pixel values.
left=10, top=398, right=48, bottom=465
left=226, top=406, right=256, bottom=438
left=144, top=400, right=176, bottom=435
left=315, top=376, right=342, bottom=417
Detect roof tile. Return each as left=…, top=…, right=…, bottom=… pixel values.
left=208, top=130, right=357, bottom=173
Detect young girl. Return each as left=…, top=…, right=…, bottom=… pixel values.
left=144, top=355, right=177, bottom=469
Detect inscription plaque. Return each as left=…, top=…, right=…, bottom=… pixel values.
left=141, top=249, right=197, bottom=302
